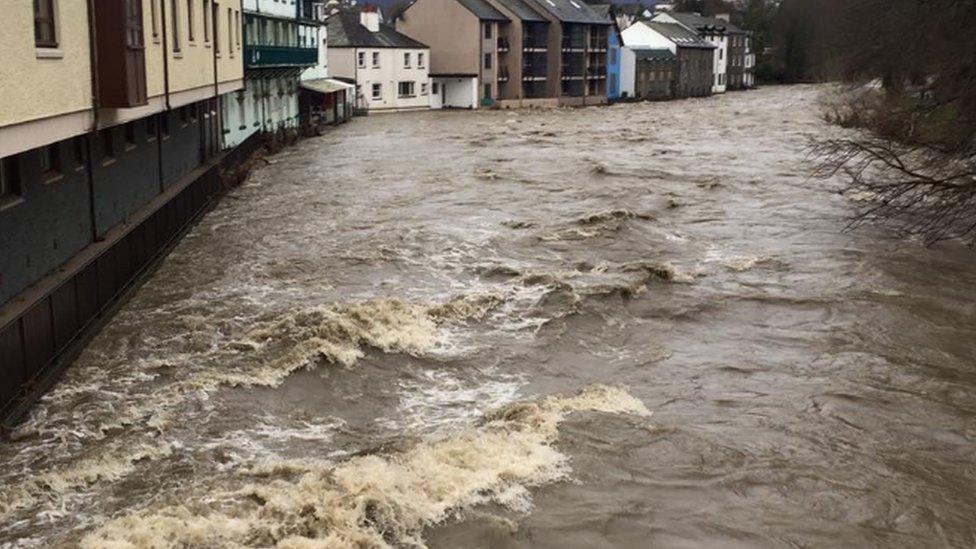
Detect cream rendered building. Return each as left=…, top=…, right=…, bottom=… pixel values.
left=327, top=7, right=431, bottom=113
left=0, top=0, right=246, bottom=410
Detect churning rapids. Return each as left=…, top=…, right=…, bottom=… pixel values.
left=2, top=85, right=976, bottom=548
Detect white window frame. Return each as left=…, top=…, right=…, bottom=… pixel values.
left=404, top=52, right=411, bottom=68
left=372, top=51, right=380, bottom=68
left=358, top=51, right=366, bottom=68
left=418, top=52, right=425, bottom=68
left=371, top=82, right=382, bottom=100
left=397, top=81, right=415, bottom=98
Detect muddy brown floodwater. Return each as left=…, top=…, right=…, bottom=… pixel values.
left=2, top=85, right=976, bottom=548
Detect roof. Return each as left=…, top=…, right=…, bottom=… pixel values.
left=526, top=0, right=610, bottom=25
left=586, top=3, right=611, bottom=19
left=643, top=21, right=715, bottom=49
left=661, top=12, right=747, bottom=34
left=457, top=0, right=509, bottom=20
left=493, top=0, right=548, bottom=22
left=326, top=10, right=429, bottom=49
left=301, top=78, right=356, bottom=94
left=632, top=47, right=674, bottom=61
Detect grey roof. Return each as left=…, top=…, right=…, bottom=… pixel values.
left=327, top=11, right=429, bottom=48
left=632, top=47, right=674, bottom=61
left=664, top=12, right=746, bottom=34
left=457, top=0, right=509, bottom=20
left=493, top=0, right=548, bottom=22
left=643, top=21, right=715, bottom=49
left=586, top=3, right=611, bottom=19
left=525, top=0, right=610, bottom=25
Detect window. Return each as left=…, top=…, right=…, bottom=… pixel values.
left=418, top=52, right=425, bottom=68
left=124, top=122, right=137, bottom=149
left=203, top=0, right=210, bottom=42
left=227, top=8, right=233, bottom=54
left=101, top=129, right=116, bottom=163
left=34, top=0, right=58, bottom=48
left=40, top=144, right=61, bottom=182
left=371, top=83, right=382, bottom=100
left=171, top=0, right=181, bottom=52
left=484, top=53, right=492, bottom=70
left=483, top=83, right=491, bottom=100
left=213, top=2, right=220, bottom=53
left=187, top=0, right=195, bottom=41
left=432, top=83, right=439, bottom=95
left=147, top=115, right=158, bottom=140
left=421, top=82, right=428, bottom=95
left=151, top=0, right=159, bottom=41
left=73, top=136, right=86, bottom=167
left=372, top=51, right=380, bottom=68
left=484, top=22, right=491, bottom=39
left=404, top=52, right=411, bottom=68
left=0, top=157, right=22, bottom=201
left=397, top=81, right=415, bottom=98
left=358, top=51, right=366, bottom=68
left=125, top=0, right=144, bottom=49
left=236, top=10, right=241, bottom=48
left=236, top=91, right=245, bottom=128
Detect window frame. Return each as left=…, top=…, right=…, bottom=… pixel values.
left=186, top=0, right=195, bottom=42
left=403, top=52, right=411, bottom=68
left=358, top=51, right=366, bottom=68
left=418, top=52, right=425, bottom=68
left=372, top=51, right=380, bottom=68
left=397, top=81, right=415, bottom=98
left=371, top=82, right=382, bottom=100
left=170, top=0, right=182, bottom=53
left=40, top=143, right=62, bottom=183
left=0, top=156, right=23, bottom=205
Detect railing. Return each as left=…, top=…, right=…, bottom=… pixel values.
left=498, top=66, right=510, bottom=81
left=587, top=65, right=606, bottom=78
left=562, top=64, right=585, bottom=78
left=498, top=37, right=510, bottom=52
left=245, top=45, right=318, bottom=68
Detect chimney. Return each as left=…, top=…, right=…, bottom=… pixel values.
left=361, top=5, right=380, bottom=33
left=715, top=13, right=730, bottom=22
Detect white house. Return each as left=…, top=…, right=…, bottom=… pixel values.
left=326, top=7, right=431, bottom=113
left=224, top=0, right=323, bottom=149
left=300, top=7, right=355, bottom=125
left=652, top=12, right=728, bottom=93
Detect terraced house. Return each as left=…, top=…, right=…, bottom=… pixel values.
left=326, top=6, right=431, bottom=113
left=224, top=0, right=323, bottom=148
left=396, top=0, right=510, bottom=109
left=0, top=0, right=243, bottom=409
left=621, top=20, right=715, bottom=98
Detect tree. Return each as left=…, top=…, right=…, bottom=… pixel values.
left=812, top=0, right=976, bottom=245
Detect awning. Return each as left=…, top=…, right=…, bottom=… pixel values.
left=301, top=78, right=356, bottom=94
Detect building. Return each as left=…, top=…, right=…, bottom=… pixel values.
left=722, top=17, right=754, bottom=89
left=299, top=2, right=356, bottom=126
left=327, top=6, right=431, bottom=113
left=396, top=0, right=510, bottom=109
left=519, top=0, right=612, bottom=106
left=476, top=0, right=554, bottom=107
left=223, top=0, right=322, bottom=148
left=652, top=12, right=727, bottom=93
left=584, top=3, right=624, bottom=101
left=633, top=48, right=675, bottom=100
left=621, top=20, right=714, bottom=98
left=0, top=0, right=244, bottom=410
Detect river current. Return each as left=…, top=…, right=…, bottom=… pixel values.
left=1, top=85, right=975, bottom=548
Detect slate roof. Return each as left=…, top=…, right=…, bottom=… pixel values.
left=457, top=0, right=509, bottom=20
left=493, top=0, right=548, bottom=22
left=526, top=0, right=610, bottom=25
left=632, top=47, right=675, bottom=61
left=327, top=10, right=429, bottom=48
left=586, top=3, right=611, bottom=19
left=643, top=21, right=715, bottom=49
left=664, top=12, right=744, bottom=34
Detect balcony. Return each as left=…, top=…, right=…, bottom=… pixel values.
left=498, top=37, right=510, bottom=52
left=587, top=65, right=607, bottom=79
left=522, top=64, right=547, bottom=80
left=498, top=66, right=510, bottom=82
left=245, top=45, right=318, bottom=68
left=562, top=37, right=585, bottom=51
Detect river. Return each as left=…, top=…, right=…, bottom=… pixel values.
left=1, top=85, right=975, bottom=548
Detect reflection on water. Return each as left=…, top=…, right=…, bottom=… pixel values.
left=1, top=86, right=975, bottom=548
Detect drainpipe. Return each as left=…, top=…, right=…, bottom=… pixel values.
left=211, top=2, right=220, bottom=158
left=84, top=0, right=100, bottom=242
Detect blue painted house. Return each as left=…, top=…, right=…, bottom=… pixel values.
left=588, top=3, right=623, bottom=101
